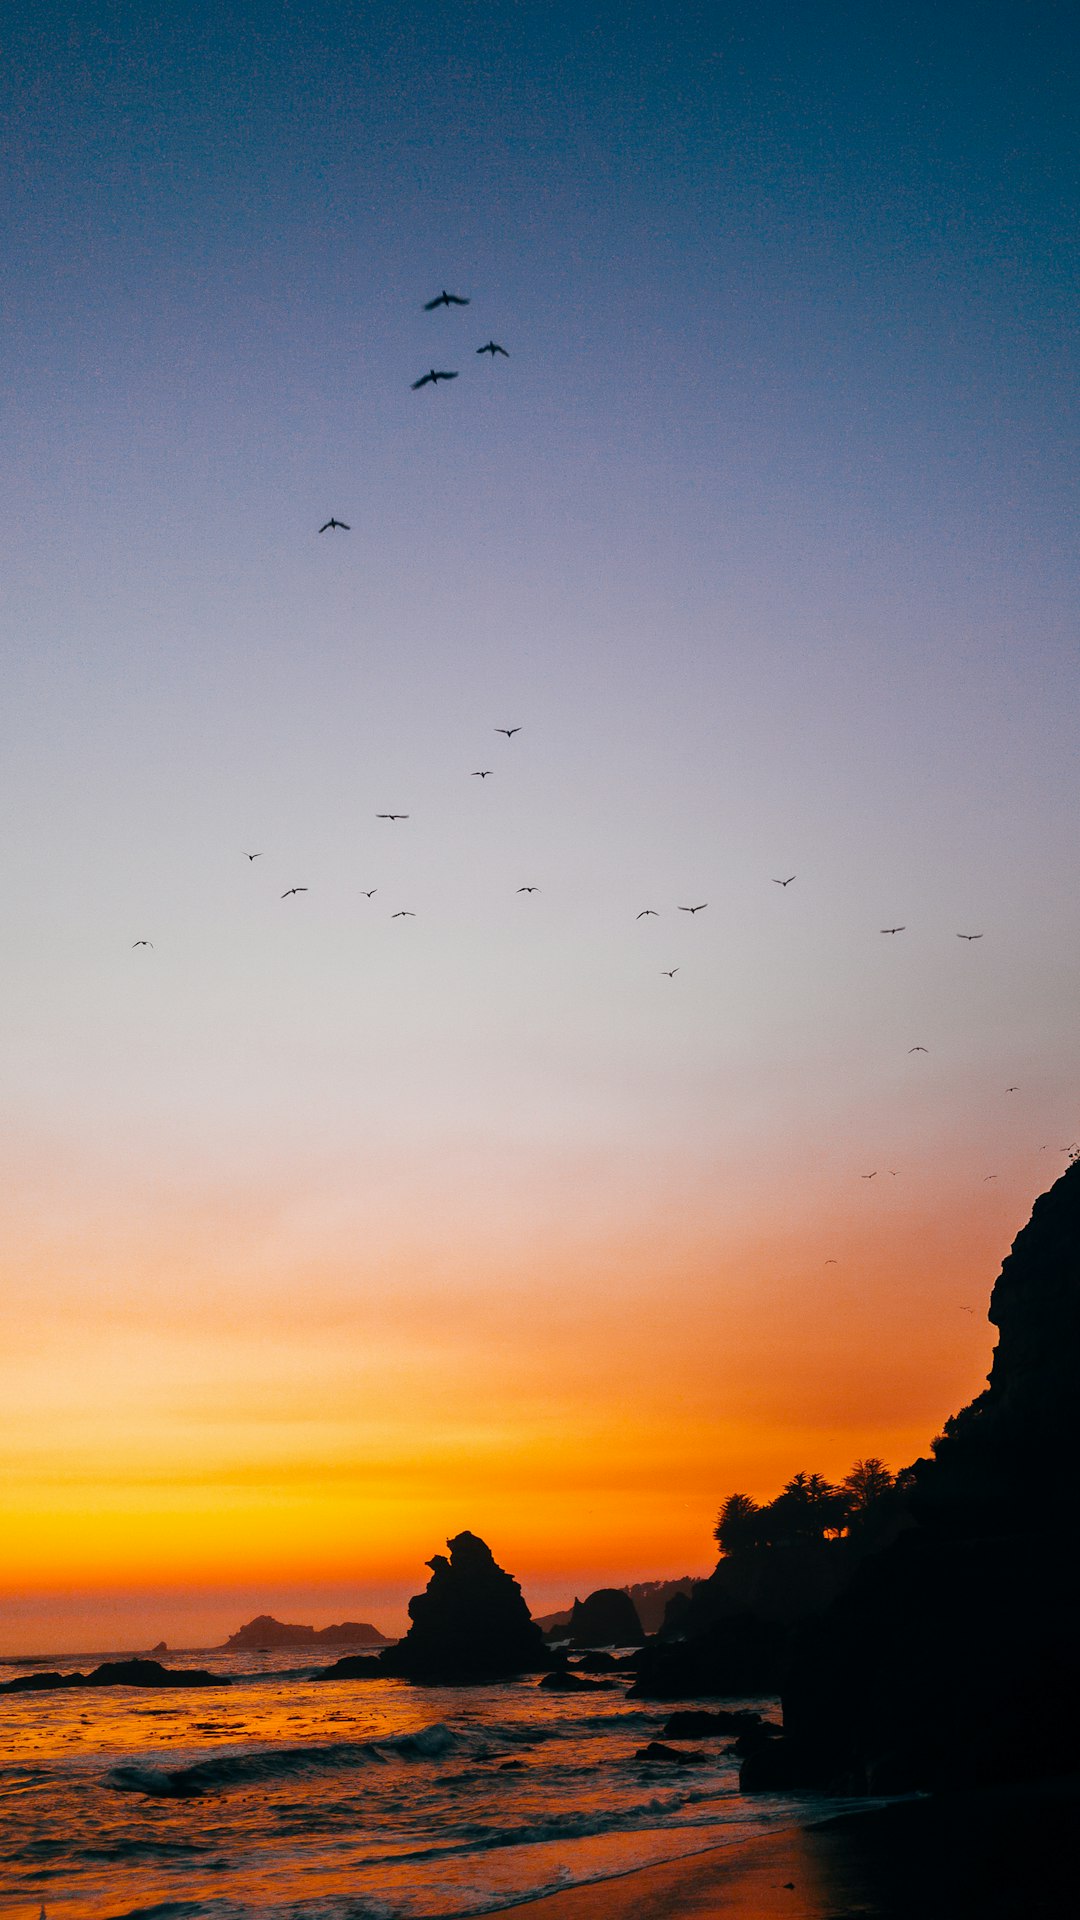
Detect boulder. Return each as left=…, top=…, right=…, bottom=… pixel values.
left=537, top=1669, right=612, bottom=1692
left=661, top=1708, right=762, bottom=1739
left=379, top=1531, right=551, bottom=1684
left=634, top=1741, right=707, bottom=1765
left=313, top=1653, right=386, bottom=1681
left=568, top=1588, right=644, bottom=1647
left=0, top=1659, right=224, bottom=1694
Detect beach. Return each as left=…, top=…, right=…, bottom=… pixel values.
left=487, top=1782, right=1080, bottom=1920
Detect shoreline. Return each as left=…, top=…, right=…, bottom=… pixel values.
left=482, top=1779, right=1080, bottom=1920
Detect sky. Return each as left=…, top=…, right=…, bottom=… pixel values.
left=1, top=0, right=1077, bottom=1651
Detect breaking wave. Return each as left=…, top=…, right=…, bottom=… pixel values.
left=106, top=1723, right=461, bottom=1797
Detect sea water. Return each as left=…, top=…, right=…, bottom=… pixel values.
left=0, top=1646, right=837, bottom=1918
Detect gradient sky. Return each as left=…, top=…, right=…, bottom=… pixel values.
left=2, top=0, right=1077, bottom=1651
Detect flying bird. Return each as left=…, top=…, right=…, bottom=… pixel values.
left=361, top=889, right=377, bottom=898
left=424, top=289, right=470, bottom=308
left=477, top=340, right=508, bottom=356
left=392, top=910, right=416, bottom=918
left=131, top=940, right=153, bottom=947
left=1006, top=1085, right=1019, bottom=1093
left=773, top=875, right=796, bottom=887
left=636, top=909, right=658, bottom=918
left=472, top=769, right=493, bottom=778
left=242, top=852, right=263, bottom=861
left=412, top=369, right=459, bottom=388
left=661, top=968, right=679, bottom=978
left=318, top=518, right=350, bottom=532
left=861, top=1171, right=877, bottom=1179
left=679, top=903, right=708, bottom=914
left=281, top=888, right=308, bottom=898
left=824, top=1258, right=837, bottom=1265
left=909, top=1046, right=929, bottom=1053
left=376, top=813, right=409, bottom=820
left=957, top=932, right=983, bottom=940
left=517, top=886, right=540, bottom=893
left=496, top=726, right=521, bottom=738
left=984, top=1174, right=997, bottom=1181
left=880, top=926, right=906, bottom=934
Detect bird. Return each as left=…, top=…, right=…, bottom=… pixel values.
left=477, top=340, right=508, bottom=356
left=661, top=968, right=679, bottom=977
left=472, top=769, right=493, bottom=778
left=909, top=1045, right=929, bottom=1053
left=412, top=369, right=459, bottom=388
left=880, top=926, right=906, bottom=934
left=861, top=1171, right=877, bottom=1179
left=636, top=909, right=658, bottom=918
left=773, top=875, right=796, bottom=887
left=1006, top=1085, right=1019, bottom=1093
left=242, top=852, right=263, bottom=861
left=960, top=1306, right=974, bottom=1313
left=361, top=889, right=377, bottom=899
left=496, top=726, right=521, bottom=738
left=131, top=940, right=153, bottom=947
left=984, top=1173, right=997, bottom=1181
left=392, top=910, right=415, bottom=918
left=824, top=1258, right=838, bottom=1265
left=281, top=887, right=308, bottom=898
left=424, top=289, right=470, bottom=309
left=376, top=813, right=409, bottom=820
left=318, top=518, right=350, bottom=532
left=517, top=886, right=540, bottom=893
left=957, top=932, right=984, bottom=940
left=679, top=903, right=708, bottom=914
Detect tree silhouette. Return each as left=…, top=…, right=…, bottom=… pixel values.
left=713, top=1492, right=762, bottom=1554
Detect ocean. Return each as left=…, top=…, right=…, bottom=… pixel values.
left=0, top=1646, right=848, bottom=1919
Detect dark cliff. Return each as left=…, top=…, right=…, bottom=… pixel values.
left=379, top=1531, right=551, bottom=1683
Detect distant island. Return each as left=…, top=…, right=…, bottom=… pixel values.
left=222, top=1615, right=389, bottom=1650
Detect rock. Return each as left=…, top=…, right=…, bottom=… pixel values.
left=150, top=1641, right=168, bottom=1654
left=224, top=1615, right=388, bottom=1649
left=379, top=1531, right=552, bottom=1684
left=634, top=1741, right=707, bottom=1766
left=313, top=1653, right=387, bottom=1681
left=537, top=1669, right=612, bottom=1692
left=0, top=1659, right=224, bottom=1694
left=772, top=1164, right=1080, bottom=1794
left=571, top=1649, right=622, bottom=1672
left=630, top=1608, right=787, bottom=1697
left=568, top=1588, right=644, bottom=1648
left=661, top=1708, right=762, bottom=1739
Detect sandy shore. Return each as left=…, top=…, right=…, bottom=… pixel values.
left=486, top=1780, right=1079, bottom=1920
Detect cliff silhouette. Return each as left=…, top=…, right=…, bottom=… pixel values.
left=743, top=1161, right=1080, bottom=1791
left=379, top=1531, right=551, bottom=1683
left=223, top=1615, right=387, bottom=1650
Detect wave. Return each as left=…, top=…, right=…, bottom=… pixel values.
left=104, top=1722, right=461, bottom=1797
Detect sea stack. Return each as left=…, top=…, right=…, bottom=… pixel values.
left=380, top=1531, right=551, bottom=1683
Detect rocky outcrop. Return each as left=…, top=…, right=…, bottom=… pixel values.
left=313, top=1653, right=386, bottom=1681
left=752, top=1163, right=1080, bottom=1794
left=223, top=1615, right=388, bottom=1649
left=379, top=1532, right=551, bottom=1683
left=568, top=1588, right=644, bottom=1647
left=0, top=1659, right=224, bottom=1694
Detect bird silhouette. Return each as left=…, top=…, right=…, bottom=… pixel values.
left=376, top=813, right=409, bottom=820
left=477, top=340, right=508, bottom=356
left=773, top=875, right=796, bottom=887
left=392, top=910, right=416, bottom=918
left=984, top=1173, right=997, bottom=1181
left=242, top=852, right=263, bottom=861
left=517, top=886, right=540, bottom=893
left=318, top=518, right=350, bottom=532
left=636, top=909, right=658, bottom=918
left=361, top=889, right=377, bottom=898
left=131, top=940, right=153, bottom=947
left=881, top=926, right=906, bottom=934
left=281, top=888, right=308, bottom=898
left=957, top=932, right=984, bottom=940
left=824, top=1258, right=838, bottom=1265
left=412, top=369, right=458, bottom=388
left=679, top=903, right=708, bottom=914
left=661, top=968, right=679, bottom=977
left=909, top=1045, right=929, bottom=1053
left=424, top=290, right=469, bottom=309
left=496, top=726, right=521, bottom=738
left=861, top=1171, right=877, bottom=1179
left=472, top=769, right=493, bottom=778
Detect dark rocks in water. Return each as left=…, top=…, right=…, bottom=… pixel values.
left=313, top=1653, right=387, bottom=1681
left=661, top=1708, right=763, bottom=1739
left=380, top=1531, right=551, bottom=1684
left=765, top=1164, right=1080, bottom=1795
left=630, top=1608, right=787, bottom=1698
left=0, top=1659, right=224, bottom=1695
left=634, top=1740, right=707, bottom=1765
left=537, top=1669, right=612, bottom=1692
left=150, top=1641, right=168, bottom=1654
left=224, top=1615, right=388, bottom=1649
left=571, top=1649, right=622, bottom=1673
left=567, top=1588, right=645, bottom=1648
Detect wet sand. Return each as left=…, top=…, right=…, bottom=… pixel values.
left=491, top=1780, right=1079, bottom=1920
